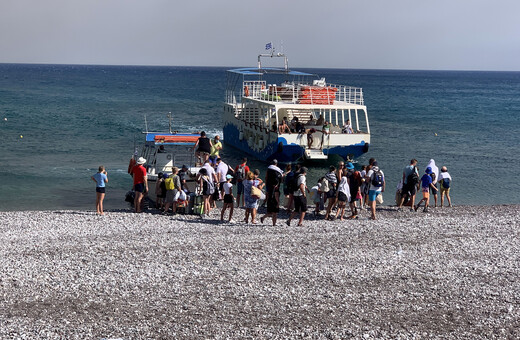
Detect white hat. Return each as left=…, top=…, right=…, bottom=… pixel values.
left=136, top=157, right=146, bottom=165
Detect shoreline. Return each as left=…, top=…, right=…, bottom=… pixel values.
left=1, top=205, right=519, bottom=338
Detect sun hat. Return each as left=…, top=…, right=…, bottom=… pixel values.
left=346, top=162, right=354, bottom=170
left=226, top=174, right=233, bottom=179
left=372, top=161, right=378, bottom=167
left=425, top=166, right=433, bottom=174
left=136, top=157, right=146, bottom=165
left=162, top=173, right=169, bottom=179
left=182, top=164, right=188, bottom=169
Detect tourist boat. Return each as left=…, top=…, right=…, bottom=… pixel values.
left=223, top=51, right=370, bottom=163
left=129, top=113, right=201, bottom=193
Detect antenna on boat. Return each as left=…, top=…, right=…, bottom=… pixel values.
left=168, top=112, right=173, bottom=134
left=258, top=41, right=288, bottom=71
left=144, top=114, right=149, bottom=133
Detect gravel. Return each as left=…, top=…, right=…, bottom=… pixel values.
left=0, top=205, right=519, bottom=339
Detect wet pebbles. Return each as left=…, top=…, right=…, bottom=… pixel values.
left=0, top=205, right=519, bottom=339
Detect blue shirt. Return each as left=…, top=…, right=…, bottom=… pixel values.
left=93, top=172, right=107, bottom=188
left=421, top=174, right=432, bottom=189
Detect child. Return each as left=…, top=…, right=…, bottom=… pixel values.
left=220, top=174, right=234, bottom=222
left=91, top=165, right=108, bottom=215
left=438, top=166, right=453, bottom=207
left=415, top=167, right=436, bottom=212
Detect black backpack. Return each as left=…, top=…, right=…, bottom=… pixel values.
left=441, top=177, right=451, bottom=189
left=407, top=167, right=419, bottom=186
left=288, top=173, right=302, bottom=193
left=371, top=169, right=384, bottom=187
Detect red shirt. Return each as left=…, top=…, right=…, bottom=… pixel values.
left=234, top=163, right=250, bottom=182
left=131, top=165, right=147, bottom=185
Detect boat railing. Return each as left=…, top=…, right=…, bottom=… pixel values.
left=231, top=81, right=364, bottom=106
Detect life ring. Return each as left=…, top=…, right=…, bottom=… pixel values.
left=244, top=85, right=250, bottom=97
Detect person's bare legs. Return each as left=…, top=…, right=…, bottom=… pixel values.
left=251, top=208, right=257, bottom=224
left=298, top=212, right=305, bottom=226
left=98, top=192, right=105, bottom=215
left=135, top=192, right=143, bottom=213
left=369, top=199, right=377, bottom=220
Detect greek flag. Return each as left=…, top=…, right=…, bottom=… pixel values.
left=265, top=42, right=272, bottom=50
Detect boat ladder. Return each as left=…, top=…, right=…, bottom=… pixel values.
left=304, top=148, right=328, bottom=160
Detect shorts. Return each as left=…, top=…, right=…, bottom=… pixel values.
left=165, top=190, right=176, bottom=203
left=430, top=183, right=438, bottom=194
left=293, top=195, right=308, bottom=213
left=196, top=149, right=210, bottom=155
left=224, top=194, right=234, bottom=204
left=337, top=191, right=348, bottom=202
left=440, top=187, right=450, bottom=195
left=422, top=188, right=430, bottom=199
left=404, top=183, right=417, bottom=196
left=237, top=181, right=244, bottom=195
left=134, top=183, right=145, bottom=193
left=326, top=188, right=336, bottom=199
left=368, top=190, right=381, bottom=202
left=96, top=187, right=106, bottom=193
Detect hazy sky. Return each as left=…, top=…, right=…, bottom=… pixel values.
left=1, top=0, right=519, bottom=70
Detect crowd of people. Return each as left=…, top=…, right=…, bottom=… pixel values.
left=103, top=132, right=453, bottom=224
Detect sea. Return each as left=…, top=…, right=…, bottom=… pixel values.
left=1, top=64, right=519, bottom=211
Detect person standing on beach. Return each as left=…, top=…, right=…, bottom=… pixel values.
left=415, top=167, right=436, bottom=212
left=261, top=159, right=283, bottom=226
left=91, top=165, right=108, bottom=215
left=234, top=158, right=250, bottom=208
left=397, top=159, right=419, bottom=211
left=243, top=171, right=262, bottom=224
left=334, top=169, right=351, bottom=221
left=346, top=162, right=362, bottom=219
left=131, top=157, right=148, bottom=213
left=438, top=166, right=453, bottom=207
left=215, top=157, right=229, bottom=200
left=220, top=174, right=235, bottom=222
left=286, top=167, right=308, bottom=226
left=367, top=161, right=385, bottom=220
left=323, top=165, right=338, bottom=220
left=426, top=159, right=439, bottom=207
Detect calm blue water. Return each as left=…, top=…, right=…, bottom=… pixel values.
left=0, top=64, right=519, bottom=211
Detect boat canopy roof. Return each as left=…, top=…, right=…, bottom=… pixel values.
left=228, top=67, right=314, bottom=77
left=145, top=132, right=199, bottom=145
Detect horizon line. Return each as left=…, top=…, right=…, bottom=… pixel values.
left=0, top=61, right=518, bottom=73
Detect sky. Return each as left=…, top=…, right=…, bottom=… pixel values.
left=1, top=0, right=519, bottom=71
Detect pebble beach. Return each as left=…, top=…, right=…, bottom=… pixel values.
left=1, top=205, right=519, bottom=339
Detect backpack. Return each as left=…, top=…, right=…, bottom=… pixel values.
left=165, top=177, right=175, bottom=190
left=371, top=169, right=384, bottom=187
left=320, top=177, right=330, bottom=193
left=203, top=177, right=215, bottom=195
left=288, top=174, right=302, bottom=193
left=236, top=164, right=246, bottom=181
left=441, top=177, right=450, bottom=189
left=406, top=167, right=419, bottom=187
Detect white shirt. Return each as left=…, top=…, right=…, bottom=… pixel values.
left=202, top=163, right=216, bottom=183
left=216, top=161, right=229, bottom=183
left=223, top=182, right=233, bottom=195
left=293, top=174, right=306, bottom=196
left=367, top=167, right=384, bottom=192
left=438, top=172, right=452, bottom=188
